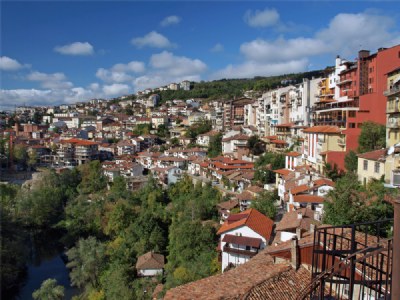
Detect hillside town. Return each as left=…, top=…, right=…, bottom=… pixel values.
left=1, top=45, right=400, bottom=299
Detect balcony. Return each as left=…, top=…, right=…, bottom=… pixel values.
left=222, top=245, right=258, bottom=257
left=387, top=119, right=400, bottom=128
left=337, top=138, right=346, bottom=146
left=387, top=103, right=400, bottom=114
left=384, top=85, right=400, bottom=97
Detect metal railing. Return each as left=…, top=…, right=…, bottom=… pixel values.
left=298, top=219, right=394, bottom=300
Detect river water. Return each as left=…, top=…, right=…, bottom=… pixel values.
left=15, top=230, right=79, bottom=300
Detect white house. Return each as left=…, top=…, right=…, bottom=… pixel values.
left=136, top=251, right=164, bottom=277
left=217, top=208, right=274, bottom=272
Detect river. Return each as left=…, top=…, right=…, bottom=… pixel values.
left=15, top=230, right=79, bottom=300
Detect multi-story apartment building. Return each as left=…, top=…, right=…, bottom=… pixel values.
left=223, top=98, right=254, bottom=130
left=57, top=138, right=98, bottom=166
left=385, top=67, right=400, bottom=147
left=303, top=126, right=346, bottom=173
left=312, top=45, right=400, bottom=151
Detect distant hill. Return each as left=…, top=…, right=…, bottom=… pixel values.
left=155, top=69, right=326, bottom=103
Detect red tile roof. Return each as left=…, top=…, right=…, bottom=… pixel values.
left=293, top=194, right=325, bottom=204
left=217, top=208, right=274, bottom=241
left=290, top=184, right=310, bottom=195
left=357, top=148, right=387, bottom=161
left=286, top=151, right=302, bottom=157
left=303, top=126, right=341, bottom=134
left=271, top=139, right=287, bottom=144
left=274, top=168, right=291, bottom=176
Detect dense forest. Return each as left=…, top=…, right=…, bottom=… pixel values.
left=1, top=162, right=222, bottom=299
left=123, top=69, right=326, bottom=103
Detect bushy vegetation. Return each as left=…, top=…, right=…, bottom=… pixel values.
left=1, top=163, right=222, bottom=299
left=156, top=70, right=324, bottom=103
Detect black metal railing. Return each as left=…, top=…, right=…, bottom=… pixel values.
left=298, top=219, right=394, bottom=300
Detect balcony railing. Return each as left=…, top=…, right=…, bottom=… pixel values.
left=388, top=119, right=400, bottom=128
left=387, top=104, right=400, bottom=114
left=223, top=245, right=258, bottom=257
left=384, top=84, right=400, bottom=96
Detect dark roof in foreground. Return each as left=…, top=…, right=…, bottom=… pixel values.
left=164, top=250, right=311, bottom=300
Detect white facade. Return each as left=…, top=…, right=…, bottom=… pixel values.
left=220, top=226, right=267, bottom=272
left=137, top=268, right=163, bottom=277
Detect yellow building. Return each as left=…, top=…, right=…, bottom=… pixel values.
left=357, top=149, right=386, bottom=186
left=385, top=68, right=400, bottom=147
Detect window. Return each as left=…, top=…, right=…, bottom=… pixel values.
left=363, top=160, right=368, bottom=171
left=246, top=246, right=251, bottom=251
left=374, top=162, right=380, bottom=173
left=349, top=111, right=356, bottom=118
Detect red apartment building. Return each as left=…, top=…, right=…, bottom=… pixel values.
left=344, top=45, right=400, bottom=150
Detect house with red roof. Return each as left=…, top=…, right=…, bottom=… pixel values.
left=217, top=208, right=274, bottom=272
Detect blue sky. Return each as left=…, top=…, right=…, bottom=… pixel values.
left=1, top=1, right=400, bottom=109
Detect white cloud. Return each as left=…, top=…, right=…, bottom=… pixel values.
left=240, top=37, right=327, bottom=63
left=111, top=61, right=145, bottom=73
left=214, top=10, right=399, bottom=80
left=212, top=59, right=309, bottom=80
left=27, top=71, right=73, bottom=89
left=161, top=15, right=181, bottom=27
left=210, top=43, right=224, bottom=53
left=54, top=42, right=94, bottom=56
left=150, top=51, right=207, bottom=76
left=244, top=8, right=280, bottom=28
left=0, top=56, right=24, bottom=71
left=96, top=60, right=145, bottom=84
left=131, top=31, right=175, bottom=48
left=96, top=68, right=133, bottom=83
left=316, top=12, right=399, bottom=56
left=102, top=83, right=130, bottom=96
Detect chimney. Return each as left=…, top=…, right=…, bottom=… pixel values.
left=291, top=237, right=299, bottom=270
left=296, top=227, right=302, bottom=239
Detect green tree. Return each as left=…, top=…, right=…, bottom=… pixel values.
left=77, top=161, right=107, bottom=195
left=32, top=278, right=65, bottom=300
left=250, top=190, right=278, bottom=219
left=324, top=162, right=342, bottom=181
left=66, top=237, right=106, bottom=289
left=247, top=135, right=265, bottom=155
left=28, top=149, right=38, bottom=168
left=357, top=121, right=386, bottom=153
left=345, top=150, right=358, bottom=173
left=207, top=133, right=222, bottom=158
left=13, top=144, right=27, bottom=166
left=323, top=173, right=366, bottom=225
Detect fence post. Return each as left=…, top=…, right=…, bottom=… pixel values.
left=392, top=198, right=400, bottom=300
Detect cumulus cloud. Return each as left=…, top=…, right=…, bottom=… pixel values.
left=27, top=71, right=73, bottom=89
left=102, top=83, right=130, bottom=96
left=54, top=42, right=94, bottom=55
left=131, top=31, right=175, bottom=48
left=213, top=10, right=399, bottom=80
left=240, top=37, right=327, bottom=63
left=96, top=60, right=145, bottom=84
left=131, top=52, right=206, bottom=91
left=316, top=12, right=400, bottom=56
left=210, top=43, right=224, bottom=53
left=244, top=8, right=280, bottom=28
left=150, top=51, right=207, bottom=76
left=0, top=56, right=24, bottom=71
left=161, top=15, right=181, bottom=27
left=212, top=59, right=309, bottom=80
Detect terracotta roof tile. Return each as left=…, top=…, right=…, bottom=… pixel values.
left=285, top=151, right=302, bottom=157
left=357, top=148, right=387, bottom=161
left=303, top=126, right=341, bottom=134
left=217, top=208, right=274, bottom=241
left=293, top=194, right=325, bottom=204
left=136, top=252, right=164, bottom=270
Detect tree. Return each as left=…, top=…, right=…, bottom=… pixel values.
left=250, top=190, right=278, bottom=219
left=77, top=161, right=107, bottom=195
left=207, top=133, right=222, bottom=158
left=323, top=173, right=366, bottom=225
left=345, top=150, right=358, bottom=173
left=247, top=135, right=265, bottom=155
left=13, top=144, right=27, bottom=166
left=357, top=121, right=386, bottom=153
left=324, top=162, right=342, bottom=181
left=32, top=278, right=65, bottom=300
left=28, top=149, right=38, bottom=168
left=66, top=237, right=106, bottom=289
